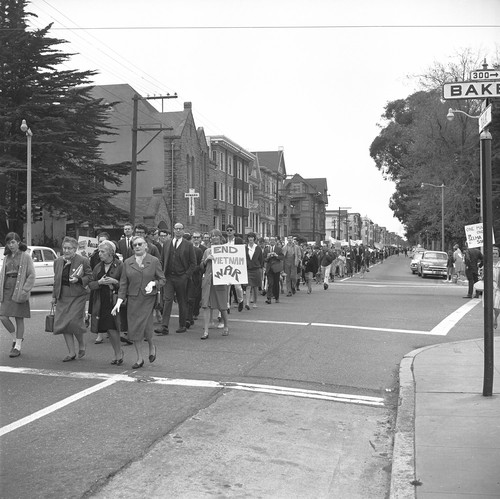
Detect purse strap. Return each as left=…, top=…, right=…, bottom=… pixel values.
left=50, top=304, right=55, bottom=316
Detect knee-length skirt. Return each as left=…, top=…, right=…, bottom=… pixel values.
left=53, top=286, right=87, bottom=335
left=0, top=277, right=30, bottom=318
left=126, top=294, right=156, bottom=341
left=247, top=268, right=262, bottom=288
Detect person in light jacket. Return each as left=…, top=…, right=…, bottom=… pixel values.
left=0, top=232, right=36, bottom=358
left=51, top=236, right=92, bottom=362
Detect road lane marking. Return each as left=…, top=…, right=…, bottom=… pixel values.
left=0, top=378, right=116, bottom=437
left=0, top=367, right=384, bottom=436
left=429, top=298, right=481, bottom=335
left=310, top=322, right=434, bottom=335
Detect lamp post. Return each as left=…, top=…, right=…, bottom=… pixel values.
left=446, top=102, right=494, bottom=396
left=20, top=120, right=32, bottom=245
left=421, top=182, right=445, bottom=251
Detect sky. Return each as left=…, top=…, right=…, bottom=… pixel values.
left=26, top=0, right=500, bottom=236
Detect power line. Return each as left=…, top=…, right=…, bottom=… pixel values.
left=8, top=24, right=500, bottom=31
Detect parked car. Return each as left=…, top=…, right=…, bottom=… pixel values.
left=410, top=249, right=425, bottom=274
left=0, top=245, right=58, bottom=288
left=417, top=251, right=448, bottom=278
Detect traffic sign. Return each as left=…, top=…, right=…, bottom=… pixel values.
left=470, top=69, right=500, bottom=81
left=443, top=81, right=500, bottom=100
left=479, top=104, right=492, bottom=132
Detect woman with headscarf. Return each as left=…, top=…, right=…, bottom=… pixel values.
left=0, top=232, right=36, bottom=358
left=51, top=236, right=92, bottom=361
left=88, top=241, right=124, bottom=364
left=111, top=235, right=165, bottom=368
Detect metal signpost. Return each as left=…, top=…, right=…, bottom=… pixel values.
left=443, top=62, right=497, bottom=396
left=185, top=188, right=199, bottom=217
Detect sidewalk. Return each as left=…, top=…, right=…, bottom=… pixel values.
left=391, top=336, right=500, bottom=498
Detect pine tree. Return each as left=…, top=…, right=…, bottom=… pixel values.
left=0, top=0, right=130, bottom=241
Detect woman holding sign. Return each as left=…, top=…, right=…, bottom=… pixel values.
left=200, top=229, right=229, bottom=339
left=51, top=236, right=92, bottom=361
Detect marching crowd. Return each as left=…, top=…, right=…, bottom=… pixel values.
left=1, top=223, right=396, bottom=368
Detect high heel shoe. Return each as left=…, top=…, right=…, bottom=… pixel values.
left=117, top=350, right=124, bottom=365
left=149, top=346, right=156, bottom=363
left=201, top=331, right=209, bottom=340
left=63, top=355, right=76, bottom=362
left=132, top=360, right=144, bottom=369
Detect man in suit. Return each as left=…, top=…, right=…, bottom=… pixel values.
left=117, top=222, right=134, bottom=260
left=463, top=242, right=484, bottom=299
left=155, top=222, right=196, bottom=334
left=264, top=236, right=284, bottom=304
left=282, top=235, right=301, bottom=296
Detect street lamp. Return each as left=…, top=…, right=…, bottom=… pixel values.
left=446, top=108, right=481, bottom=121
left=421, top=182, right=445, bottom=251
left=20, top=119, right=32, bottom=245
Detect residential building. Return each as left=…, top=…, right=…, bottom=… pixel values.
left=252, top=149, right=287, bottom=238
left=284, top=175, right=327, bottom=243
left=206, top=136, right=255, bottom=234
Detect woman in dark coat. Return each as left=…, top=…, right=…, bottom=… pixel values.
left=244, top=232, right=264, bottom=309
left=111, top=235, right=165, bottom=369
left=0, top=232, right=36, bottom=357
left=88, top=241, right=123, bottom=365
left=51, top=236, right=92, bottom=362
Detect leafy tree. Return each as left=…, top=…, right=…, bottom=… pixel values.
left=370, top=49, right=499, bottom=248
left=0, top=0, right=130, bottom=241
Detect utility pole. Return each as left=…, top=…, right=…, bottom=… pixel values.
left=130, top=93, right=177, bottom=223
left=338, top=206, right=351, bottom=240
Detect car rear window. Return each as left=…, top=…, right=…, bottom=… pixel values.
left=425, top=252, right=446, bottom=259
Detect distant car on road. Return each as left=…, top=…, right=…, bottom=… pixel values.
left=0, top=245, right=58, bottom=288
left=417, top=251, right=448, bottom=278
left=410, top=249, right=425, bottom=274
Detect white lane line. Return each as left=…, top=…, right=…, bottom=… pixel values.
left=430, top=298, right=481, bottom=335
left=310, top=322, right=434, bottom=335
left=0, top=367, right=384, bottom=417
left=0, top=378, right=116, bottom=437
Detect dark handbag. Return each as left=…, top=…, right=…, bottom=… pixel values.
left=45, top=304, right=55, bottom=332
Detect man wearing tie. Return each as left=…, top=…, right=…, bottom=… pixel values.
left=117, top=223, right=134, bottom=260
left=264, top=236, right=284, bottom=304
left=155, top=222, right=196, bottom=334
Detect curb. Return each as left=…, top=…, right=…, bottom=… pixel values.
left=389, top=338, right=484, bottom=498
left=389, top=343, right=442, bottom=499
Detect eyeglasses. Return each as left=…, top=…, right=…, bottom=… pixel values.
left=133, top=242, right=144, bottom=247
left=193, top=235, right=201, bottom=238
left=174, top=227, right=183, bottom=230
left=226, top=228, right=234, bottom=232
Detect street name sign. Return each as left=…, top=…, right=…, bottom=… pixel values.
left=443, top=81, right=500, bottom=100
left=470, top=69, right=500, bottom=81
left=479, top=104, right=492, bottom=132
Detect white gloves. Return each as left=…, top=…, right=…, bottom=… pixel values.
left=145, top=281, right=156, bottom=294
left=111, top=298, right=124, bottom=316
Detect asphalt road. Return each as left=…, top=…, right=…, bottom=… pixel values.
left=0, top=255, right=483, bottom=498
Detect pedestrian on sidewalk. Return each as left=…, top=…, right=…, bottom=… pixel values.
left=446, top=249, right=454, bottom=282
left=0, top=232, right=36, bottom=358
left=463, top=242, right=483, bottom=299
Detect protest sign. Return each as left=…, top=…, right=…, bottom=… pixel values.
left=77, top=236, right=98, bottom=258
left=211, top=244, right=248, bottom=285
left=464, top=223, right=495, bottom=249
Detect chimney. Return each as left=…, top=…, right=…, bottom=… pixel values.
left=184, top=102, right=192, bottom=110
